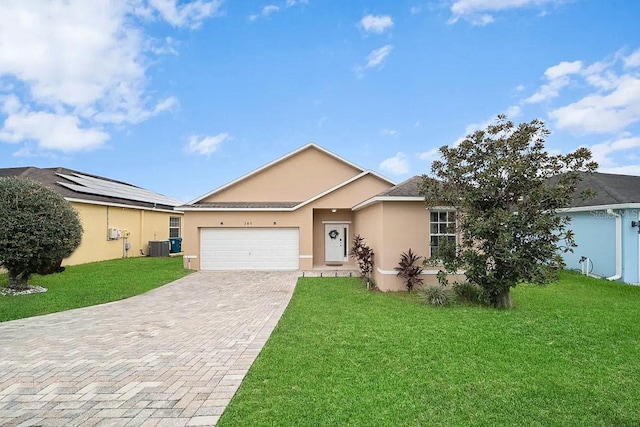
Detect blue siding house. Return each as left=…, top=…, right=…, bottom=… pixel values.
left=560, top=172, right=640, bottom=284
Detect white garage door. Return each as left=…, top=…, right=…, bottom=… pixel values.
left=200, top=228, right=299, bottom=270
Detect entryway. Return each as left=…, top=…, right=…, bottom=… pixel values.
left=325, top=223, right=349, bottom=264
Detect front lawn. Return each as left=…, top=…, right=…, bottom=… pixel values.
left=0, top=257, right=191, bottom=322
left=219, top=271, right=640, bottom=426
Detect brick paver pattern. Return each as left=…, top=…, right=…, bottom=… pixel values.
left=0, top=271, right=298, bottom=426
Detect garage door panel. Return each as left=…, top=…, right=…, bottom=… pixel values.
left=200, top=228, right=299, bottom=270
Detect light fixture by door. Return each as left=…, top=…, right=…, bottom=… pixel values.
left=331, top=209, right=337, bottom=213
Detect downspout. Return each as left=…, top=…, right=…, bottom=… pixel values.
left=606, top=209, right=622, bottom=281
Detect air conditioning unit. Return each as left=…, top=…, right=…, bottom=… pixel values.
left=108, top=228, right=122, bottom=240
left=148, top=240, right=170, bottom=257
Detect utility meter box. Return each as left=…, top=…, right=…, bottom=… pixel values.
left=108, top=228, right=122, bottom=240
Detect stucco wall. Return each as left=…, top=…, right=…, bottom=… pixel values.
left=562, top=208, right=640, bottom=283
left=202, top=146, right=363, bottom=203
left=354, top=201, right=464, bottom=292
left=64, top=202, right=181, bottom=266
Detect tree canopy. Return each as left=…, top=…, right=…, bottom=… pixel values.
left=420, top=116, right=597, bottom=308
left=0, top=177, right=83, bottom=290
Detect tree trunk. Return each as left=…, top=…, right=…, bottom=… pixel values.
left=491, top=288, right=513, bottom=309
left=8, top=272, right=30, bottom=290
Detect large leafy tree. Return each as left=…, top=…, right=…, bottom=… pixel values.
left=0, top=177, right=83, bottom=290
left=420, top=116, right=597, bottom=308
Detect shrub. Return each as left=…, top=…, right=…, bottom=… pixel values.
left=452, top=281, right=487, bottom=305
left=394, top=248, right=424, bottom=292
left=0, top=177, right=83, bottom=290
left=350, top=234, right=374, bottom=289
left=417, top=286, right=453, bottom=307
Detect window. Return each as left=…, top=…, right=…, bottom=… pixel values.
left=169, top=216, right=181, bottom=238
left=430, top=210, right=456, bottom=257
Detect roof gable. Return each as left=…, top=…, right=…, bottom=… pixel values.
left=190, top=143, right=394, bottom=204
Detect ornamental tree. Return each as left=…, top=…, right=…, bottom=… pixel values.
left=420, top=116, right=597, bottom=309
left=0, top=177, right=83, bottom=290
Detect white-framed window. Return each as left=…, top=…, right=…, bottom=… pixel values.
left=169, top=216, right=181, bottom=238
left=429, top=210, right=456, bottom=257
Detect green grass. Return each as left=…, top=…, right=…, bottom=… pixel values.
left=0, top=257, right=191, bottom=322
left=219, top=271, right=640, bottom=426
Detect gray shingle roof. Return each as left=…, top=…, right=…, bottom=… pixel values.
left=376, top=175, right=424, bottom=197
left=0, top=167, right=182, bottom=210
left=570, top=172, right=640, bottom=207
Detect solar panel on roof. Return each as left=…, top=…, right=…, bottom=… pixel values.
left=56, top=173, right=183, bottom=207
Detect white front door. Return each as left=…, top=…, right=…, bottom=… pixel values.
left=325, top=224, right=348, bottom=263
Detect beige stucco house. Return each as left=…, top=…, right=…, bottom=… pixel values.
left=182, top=143, right=461, bottom=291
left=0, top=167, right=184, bottom=266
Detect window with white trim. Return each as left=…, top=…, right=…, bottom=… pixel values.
left=169, top=216, right=181, bottom=238
left=429, top=210, right=456, bottom=257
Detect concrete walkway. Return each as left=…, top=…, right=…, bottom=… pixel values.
left=0, top=271, right=299, bottom=426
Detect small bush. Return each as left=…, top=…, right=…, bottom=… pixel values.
left=452, top=281, right=487, bottom=304
left=350, top=234, right=374, bottom=289
left=394, top=248, right=424, bottom=292
left=417, top=286, right=453, bottom=307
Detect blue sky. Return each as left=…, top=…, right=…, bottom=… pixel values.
left=1, top=0, right=639, bottom=202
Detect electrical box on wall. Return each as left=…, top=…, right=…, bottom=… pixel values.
left=108, top=228, right=122, bottom=240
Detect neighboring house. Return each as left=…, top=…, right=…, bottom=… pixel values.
left=181, top=143, right=463, bottom=291
left=560, top=172, right=640, bottom=285
left=0, top=167, right=184, bottom=266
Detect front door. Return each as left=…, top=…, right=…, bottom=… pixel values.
left=325, top=224, right=348, bottom=263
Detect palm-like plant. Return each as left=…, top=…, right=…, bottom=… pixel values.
left=394, top=248, right=424, bottom=292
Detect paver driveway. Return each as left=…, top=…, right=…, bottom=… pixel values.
left=0, top=271, right=299, bottom=426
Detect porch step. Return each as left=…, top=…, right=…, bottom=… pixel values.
left=300, top=270, right=360, bottom=278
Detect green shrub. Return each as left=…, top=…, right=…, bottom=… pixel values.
left=417, top=285, right=453, bottom=307
left=452, top=281, right=487, bottom=304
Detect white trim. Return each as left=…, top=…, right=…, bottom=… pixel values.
left=180, top=207, right=293, bottom=212
left=322, top=220, right=352, bottom=224
left=299, top=254, right=313, bottom=259
left=65, top=197, right=182, bottom=214
left=558, top=203, right=640, bottom=213
left=188, top=143, right=396, bottom=204
left=352, top=196, right=424, bottom=211
left=376, top=267, right=465, bottom=275
left=607, top=209, right=623, bottom=281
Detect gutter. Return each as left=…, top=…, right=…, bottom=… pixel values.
left=606, top=209, right=622, bottom=281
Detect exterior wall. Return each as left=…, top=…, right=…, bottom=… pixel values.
left=202, top=146, right=362, bottom=203
left=312, top=209, right=355, bottom=266
left=354, top=201, right=465, bottom=292
left=64, top=202, right=182, bottom=266
left=182, top=209, right=314, bottom=270
left=562, top=209, right=639, bottom=283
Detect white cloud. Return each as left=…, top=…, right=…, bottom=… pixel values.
left=544, top=60, right=583, bottom=80
left=359, top=15, right=394, bottom=34
left=550, top=75, right=640, bottom=134
left=0, top=110, right=110, bottom=152
left=0, top=0, right=218, bottom=154
left=418, top=148, right=440, bottom=161
left=449, top=0, right=559, bottom=25
left=286, top=0, right=308, bottom=7
left=380, top=152, right=409, bottom=175
left=146, top=0, right=223, bottom=28
left=381, top=129, right=399, bottom=137
left=410, top=6, right=422, bottom=15
left=624, top=49, right=640, bottom=69
left=186, top=133, right=230, bottom=156
left=589, top=136, right=640, bottom=168
left=250, top=3, right=293, bottom=20
left=525, top=61, right=582, bottom=104
left=366, top=45, right=394, bottom=68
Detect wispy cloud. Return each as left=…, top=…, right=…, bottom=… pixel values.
left=186, top=132, right=230, bottom=156
left=449, top=0, right=560, bottom=25
left=366, top=44, right=394, bottom=68
left=380, top=152, right=409, bottom=175
left=250, top=1, right=306, bottom=21
left=381, top=128, right=399, bottom=137
left=359, top=14, right=394, bottom=34
left=0, top=0, right=218, bottom=154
